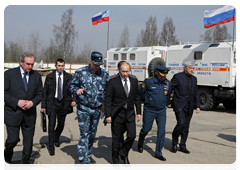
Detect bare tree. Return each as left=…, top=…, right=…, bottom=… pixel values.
left=159, top=16, right=179, bottom=46
left=42, top=38, right=62, bottom=63
left=135, top=16, right=159, bottom=47
left=118, top=24, right=130, bottom=48
left=4, top=42, right=9, bottom=62
left=28, top=31, right=42, bottom=61
left=53, top=8, right=78, bottom=62
left=75, top=42, right=95, bottom=63
left=5, top=41, right=24, bottom=62
left=200, top=25, right=232, bottom=42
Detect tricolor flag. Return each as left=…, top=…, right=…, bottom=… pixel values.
left=92, top=9, right=109, bottom=25
left=204, top=5, right=235, bottom=28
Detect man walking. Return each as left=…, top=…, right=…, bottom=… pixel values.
left=41, top=58, right=76, bottom=156
left=137, top=65, right=171, bottom=161
left=170, top=61, right=200, bottom=154
left=4, top=52, right=43, bottom=164
left=105, top=61, right=141, bottom=164
left=68, top=51, right=110, bottom=164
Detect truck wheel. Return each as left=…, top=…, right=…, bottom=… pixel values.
left=148, top=58, right=165, bottom=77
left=199, top=88, right=216, bottom=111
left=222, top=100, right=236, bottom=110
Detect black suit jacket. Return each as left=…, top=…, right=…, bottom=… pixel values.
left=4, top=67, right=43, bottom=126
left=105, top=75, right=141, bottom=122
left=171, top=72, right=200, bottom=113
left=41, top=70, right=76, bottom=115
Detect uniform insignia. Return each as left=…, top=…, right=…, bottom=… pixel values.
left=147, top=77, right=153, bottom=80
left=164, top=85, right=169, bottom=90
left=142, top=83, right=145, bottom=88
left=164, top=90, right=168, bottom=95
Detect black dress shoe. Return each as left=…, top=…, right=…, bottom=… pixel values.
left=121, top=156, right=130, bottom=164
left=171, top=144, right=177, bottom=153
left=5, top=161, right=11, bottom=170
left=155, top=155, right=166, bottom=161
left=49, top=151, right=55, bottom=156
left=55, top=142, right=60, bottom=147
left=138, top=147, right=143, bottom=153
left=180, top=148, right=190, bottom=154
left=113, top=162, right=120, bottom=169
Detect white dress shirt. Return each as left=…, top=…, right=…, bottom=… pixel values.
left=55, top=71, right=64, bottom=98
left=119, top=75, right=130, bottom=94
left=20, top=66, right=29, bottom=83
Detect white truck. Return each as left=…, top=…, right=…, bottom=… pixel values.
left=166, top=42, right=236, bottom=110
left=106, top=42, right=236, bottom=110
left=107, top=46, right=168, bottom=81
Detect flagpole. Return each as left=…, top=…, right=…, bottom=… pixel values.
left=232, top=19, right=235, bottom=50
left=211, top=26, right=215, bottom=43
left=107, top=20, right=109, bottom=51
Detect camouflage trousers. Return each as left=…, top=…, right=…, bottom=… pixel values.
left=77, top=105, right=101, bottom=164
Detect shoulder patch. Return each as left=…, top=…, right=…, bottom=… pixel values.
left=147, top=77, right=153, bottom=80
left=141, top=82, right=145, bottom=88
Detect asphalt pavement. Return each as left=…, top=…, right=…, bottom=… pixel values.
left=3, top=102, right=236, bottom=168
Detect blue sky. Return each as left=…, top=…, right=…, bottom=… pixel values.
left=3, top=4, right=237, bottom=57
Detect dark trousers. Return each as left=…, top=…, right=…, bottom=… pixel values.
left=48, top=99, right=66, bottom=152
left=111, top=109, right=136, bottom=164
left=172, top=105, right=193, bottom=149
left=138, top=107, right=166, bottom=156
left=5, top=119, right=35, bottom=164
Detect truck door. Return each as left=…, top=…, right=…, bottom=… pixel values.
left=210, top=62, right=229, bottom=85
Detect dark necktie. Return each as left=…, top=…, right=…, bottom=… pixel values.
left=57, top=73, right=62, bottom=101
left=23, top=72, right=28, bottom=91
left=124, top=79, right=128, bottom=97
left=124, top=79, right=128, bottom=109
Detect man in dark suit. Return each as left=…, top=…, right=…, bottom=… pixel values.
left=41, top=58, right=76, bottom=156
left=4, top=52, right=43, bottom=164
left=105, top=61, right=141, bottom=164
left=169, top=61, right=200, bottom=154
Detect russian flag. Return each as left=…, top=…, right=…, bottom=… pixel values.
left=92, top=9, right=109, bottom=25
left=204, top=5, right=235, bottom=28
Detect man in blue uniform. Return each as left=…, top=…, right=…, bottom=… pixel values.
left=68, top=51, right=110, bottom=164
left=137, top=65, right=171, bottom=161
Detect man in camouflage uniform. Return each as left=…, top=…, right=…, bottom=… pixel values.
left=68, top=51, right=110, bottom=164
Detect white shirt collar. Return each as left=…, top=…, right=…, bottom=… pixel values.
left=20, top=66, right=29, bottom=75
left=119, top=74, right=129, bottom=81
left=56, top=71, right=63, bottom=76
